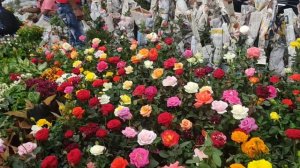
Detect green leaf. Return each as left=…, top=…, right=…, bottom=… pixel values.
left=38, top=62, right=48, bottom=71
left=197, top=163, right=211, bottom=168
left=185, top=157, right=200, bottom=164
left=212, top=153, right=222, bottom=167
left=180, top=141, right=191, bottom=148
left=159, top=151, right=169, bottom=158
left=148, top=158, right=159, bottom=168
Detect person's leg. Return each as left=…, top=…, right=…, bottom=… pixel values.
left=56, top=4, right=83, bottom=46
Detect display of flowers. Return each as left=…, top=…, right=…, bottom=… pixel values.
left=0, top=23, right=300, bottom=168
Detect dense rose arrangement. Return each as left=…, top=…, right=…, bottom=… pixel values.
left=1, top=29, right=300, bottom=168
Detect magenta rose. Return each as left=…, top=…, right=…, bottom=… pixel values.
left=144, top=86, right=158, bottom=101
left=239, top=117, right=258, bottom=133
left=97, top=61, right=108, bottom=72
left=167, top=96, right=182, bottom=107
left=129, top=148, right=150, bottom=168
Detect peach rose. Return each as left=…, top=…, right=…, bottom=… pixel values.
left=140, top=105, right=152, bottom=117
left=151, top=68, right=164, bottom=79
left=180, top=119, right=193, bottom=131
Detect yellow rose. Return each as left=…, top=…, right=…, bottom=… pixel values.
left=120, top=95, right=131, bottom=105
left=173, top=63, right=183, bottom=70
left=70, top=50, right=78, bottom=59
left=85, top=72, right=97, bottom=82
left=36, top=119, right=52, bottom=127
left=123, top=81, right=133, bottom=90
left=180, top=119, right=192, bottom=131
left=64, top=93, right=72, bottom=100
left=125, top=66, right=134, bottom=74
left=151, top=68, right=164, bottom=79
left=270, top=112, right=280, bottom=121
left=88, top=48, right=95, bottom=54
left=290, top=41, right=300, bottom=49
left=72, top=60, right=82, bottom=68
left=79, top=68, right=84, bottom=73
left=100, top=53, right=107, bottom=59
left=86, top=55, right=93, bottom=62
left=140, top=105, right=152, bottom=117
left=105, top=71, right=114, bottom=77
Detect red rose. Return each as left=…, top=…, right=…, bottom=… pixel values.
left=107, top=119, right=122, bottom=131
left=9, top=73, right=20, bottom=81
left=65, top=143, right=79, bottom=152
left=133, top=85, right=146, bottom=97
left=270, top=75, right=280, bottom=84
left=46, top=54, right=53, bottom=61
left=36, top=128, right=49, bottom=142
left=157, top=112, right=173, bottom=126
left=41, top=155, right=58, bottom=168
left=108, top=56, right=120, bottom=64
left=89, top=97, right=99, bottom=107
left=161, top=130, right=180, bottom=148
left=79, top=123, right=99, bottom=138
left=149, top=48, right=158, bottom=61
left=282, top=99, right=293, bottom=106
left=96, top=128, right=108, bottom=138
left=100, top=104, right=115, bottom=116
left=98, top=46, right=107, bottom=52
left=72, top=68, right=80, bottom=75
left=213, top=68, right=225, bottom=79
left=256, top=85, right=269, bottom=99
left=156, top=44, right=162, bottom=50
left=72, top=107, right=85, bottom=119
left=31, top=58, right=38, bottom=64
left=113, top=76, right=121, bottom=82
left=57, top=81, right=72, bottom=92
left=67, top=148, right=82, bottom=166
left=163, top=57, right=177, bottom=69
left=289, top=74, right=300, bottom=81
left=293, top=90, right=300, bottom=96
left=117, top=68, right=126, bottom=76
left=144, top=86, right=158, bottom=101
left=64, top=130, right=74, bottom=139
left=164, top=37, right=173, bottom=45
left=68, top=76, right=81, bottom=85
left=285, top=129, right=300, bottom=140
left=194, top=68, right=206, bottom=78
left=76, top=89, right=91, bottom=101
left=175, top=69, right=184, bottom=76
left=92, top=79, right=105, bottom=87
left=211, top=131, right=227, bottom=148
left=204, top=66, right=214, bottom=74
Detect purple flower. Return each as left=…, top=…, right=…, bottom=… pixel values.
left=118, top=107, right=132, bottom=121
left=239, top=117, right=258, bottom=133
left=167, top=96, right=182, bottom=107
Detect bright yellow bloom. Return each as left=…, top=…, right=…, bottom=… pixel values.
left=105, top=71, right=114, bottom=77
left=100, top=53, right=107, bottom=59
left=88, top=48, right=95, bottom=54
left=140, top=105, right=152, bottom=117
left=36, top=119, right=52, bottom=127
left=64, top=93, right=72, bottom=100
left=247, top=159, right=272, bottom=168
left=241, top=137, right=269, bottom=158
left=290, top=41, right=300, bottom=49
left=85, top=55, right=93, bottom=62
left=151, top=68, right=164, bottom=79
left=120, top=95, right=131, bottom=105
left=85, top=72, right=97, bottom=82
left=230, top=163, right=246, bottom=168
left=231, top=130, right=249, bottom=143
left=73, top=60, right=82, bottom=68
left=270, top=112, right=281, bottom=121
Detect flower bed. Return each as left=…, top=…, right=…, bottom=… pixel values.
left=0, top=26, right=300, bottom=168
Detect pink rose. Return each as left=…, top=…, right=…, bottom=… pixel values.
left=122, top=127, right=138, bottom=138
left=92, top=43, right=99, bottom=48
left=267, top=85, right=277, bottom=99
left=117, top=47, right=123, bottom=52
left=117, top=61, right=126, bottom=69
left=137, top=129, right=157, bottom=145
left=167, top=96, right=182, bottom=107
left=239, top=117, right=258, bottom=133
left=18, top=142, right=37, bottom=156
left=211, top=100, right=228, bottom=114
left=222, top=89, right=241, bottom=105
left=64, top=86, right=74, bottom=94
left=79, top=35, right=86, bottom=42
left=97, top=61, right=108, bottom=72
left=193, top=148, right=208, bottom=161
left=183, top=49, right=193, bottom=58
left=162, top=76, right=178, bottom=87
left=162, top=161, right=185, bottom=168
left=144, top=86, right=158, bottom=101
left=247, top=47, right=260, bottom=59
left=129, top=148, right=149, bottom=168
left=102, top=25, right=109, bottom=31
left=245, top=68, right=256, bottom=77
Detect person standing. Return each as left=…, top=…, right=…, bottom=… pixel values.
left=0, top=0, right=20, bottom=36
left=55, top=0, right=84, bottom=46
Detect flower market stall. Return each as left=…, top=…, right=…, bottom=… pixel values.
left=0, top=0, right=300, bottom=168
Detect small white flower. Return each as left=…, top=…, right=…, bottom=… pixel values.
left=239, top=25, right=250, bottom=35
left=231, top=104, right=249, bottom=120
left=94, top=50, right=104, bottom=58
left=30, top=125, right=42, bottom=136
left=102, top=82, right=112, bottom=91
left=184, top=82, right=199, bottom=93
left=144, top=60, right=154, bottom=69
left=90, top=145, right=106, bottom=156
left=223, top=52, right=236, bottom=63
left=99, top=94, right=110, bottom=104
left=125, top=66, right=134, bottom=74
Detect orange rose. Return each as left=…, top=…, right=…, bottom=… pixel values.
left=180, top=119, right=192, bottom=131
left=289, top=74, right=300, bottom=81
left=139, top=48, right=149, bottom=59
left=72, top=107, right=85, bottom=119
left=131, top=56, right=140, bottom=64
left=110, top=157, right=128, bottom=168
left=140, top=105, right=152, bottom=117
left=161, top=130, right=180, bottom=148
left=249, top=76, right=259, bottom=84
left=231, top=129, right=249, bottom=143
left=173, top=63, right=183, bottom=70
left=194, top=91, right=213, bottom=108
left=229, top=163, right=245, bottom=168
left=151, top=68, right=164, bottom=79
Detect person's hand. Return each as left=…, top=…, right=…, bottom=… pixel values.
left=73, top=8, right=84, bottom=20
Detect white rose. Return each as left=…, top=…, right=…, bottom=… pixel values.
left=137, top=129, right=157, bottom=146
left=231, top=104, right=249, bottom=120
left=146, top=32, right=158, bottom=42
left=223, top=52, right=236, bottom=63
left=184, top=82, right=199, bottom=93
left=122, top=81, right=133, bottom=90
left=125, top=66, right=134, bottom=74
left=94, top=50, right=103, bottom=58
left=162, top=76, right=178, bottom=87
left=144, top=60, right=154, bottom=69
left=239, top=25, right=249, bottom=35
left=99, top=94, right=110, bottom=104
left=103, top=82, right=112, bottom=91
left=187, top=57, right=196, bottom=63
left=90, top=145, right=106, bottom=156
left=62, top=42, right=72, bottom=51
left=30, top=125, right=42, bottom=136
